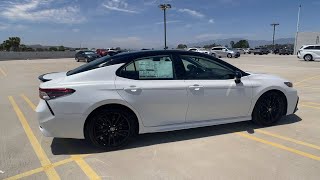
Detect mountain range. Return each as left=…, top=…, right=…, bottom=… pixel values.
left=187, top=38, right=295, bottom=48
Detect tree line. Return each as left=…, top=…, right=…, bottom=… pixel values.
left=0, top=37, right=68, bottom=52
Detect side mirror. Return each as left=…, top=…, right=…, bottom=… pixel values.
left=235, top=71, right=242, bottom=84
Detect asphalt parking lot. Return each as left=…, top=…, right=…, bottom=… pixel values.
left=1, top=54, right=320, bottom=179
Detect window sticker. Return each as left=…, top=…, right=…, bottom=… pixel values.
left=138, top=58, right=173, bottom=79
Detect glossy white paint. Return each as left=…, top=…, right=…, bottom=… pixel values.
left=36, top=63, right=298, bottom=139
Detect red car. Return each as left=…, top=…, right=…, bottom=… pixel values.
left=96, top=48, right=116, bottom=57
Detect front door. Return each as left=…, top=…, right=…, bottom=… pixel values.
left=115, top=55, right=188, bottom=127
left=179, top=55, right=253, bottom=122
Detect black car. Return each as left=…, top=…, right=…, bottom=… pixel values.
left=75, top=51, right=100, bottom=63
left=279, top=48, right=294, bottom=55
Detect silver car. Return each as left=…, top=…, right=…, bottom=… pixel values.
left=211, top=47, right=240, bottom=58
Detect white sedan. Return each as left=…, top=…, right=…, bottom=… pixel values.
left=37, top=50, right=299, bottom=150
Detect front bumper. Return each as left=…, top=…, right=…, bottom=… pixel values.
left=36, top=100, right=85, bottom=139
left=294, top=96, right=299, bottom=113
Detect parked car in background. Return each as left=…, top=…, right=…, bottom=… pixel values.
left=187, top=48, right=210, bottom=55
left=253, top=48, right=269, bottom=55
left=235, top=48, right=245, bottom=54
left=273, top=49, right=280, bottom=54
left=247, top=48, right=254, bottom=54
left=37, top=50, right=298, bottom=150
left=279, top=48, right=294, bottom=55
left=211, top=47, right=240, bottom=58
left=244, top=48, right=250, bottom=54
left=297, top=45, right=320, bottom=61
left=96, top=48, right=117, bottom=57
left=75, top=51, right=100, bottom=63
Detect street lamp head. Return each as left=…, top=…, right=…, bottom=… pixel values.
left=159, top=4, right=171, bottom=10
left=271, top=23, right=280, bottom=26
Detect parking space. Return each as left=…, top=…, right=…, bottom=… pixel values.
left=1, top=54, right=320, bottom=179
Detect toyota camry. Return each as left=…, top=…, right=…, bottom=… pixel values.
left=37, top=50, right=299, bottom=150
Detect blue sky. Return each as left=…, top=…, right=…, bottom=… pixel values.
left=0, top=0, right=319, bottom=49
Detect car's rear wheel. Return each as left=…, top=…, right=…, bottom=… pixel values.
left=227, top=53, right=232, bottom=58
left=85, top=107, right=137, bottom=150
left=304, top=54, right=313, bottom=61
left=75, top=57, right=79, bottom=62
left=252, top=91, right=286, bottom=126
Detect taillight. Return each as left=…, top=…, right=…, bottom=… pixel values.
left=39, top=88, right=75, bottom=100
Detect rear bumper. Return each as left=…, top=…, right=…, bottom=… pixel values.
left=36, top=100, right=85, bottom=139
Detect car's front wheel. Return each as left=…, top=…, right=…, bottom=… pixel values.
left=85, top=107, right=137, bottom=150
left=304, top=54, right=313, bottom=61
left=227, top=53, right=232, bottom=58
left=252, top=91, right=286, bottom=126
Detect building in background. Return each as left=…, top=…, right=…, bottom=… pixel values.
left=294, top=32, right=320, bottom=54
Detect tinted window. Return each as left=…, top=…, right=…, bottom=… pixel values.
left=180, top=55, right=235, bottom=80
left=67, top=56, right=113, bottom=76
left=119, top=55, right=175, bottom=80
left=305, top=46, right=315, bottom=49
left=314, top=46, right=320, bottom=50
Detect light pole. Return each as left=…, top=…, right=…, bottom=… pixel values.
left=271, top=23, right=280, bottom=52
left=294, top=5, right=301, bottom=54
left=159, top=4, right=171, bottom=50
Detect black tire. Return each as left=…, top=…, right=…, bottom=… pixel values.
left=304, top=54, right=313, bottom=61
left=75, top=57, right=79, bottom=62
left=252, top=91, right=286, bottom=126
left=211, top=53, right=216, bottom=57
left=85, top=107, right=137, bottom=150
left=254, top=53, right=256, bottom=55
left=85, top=58, right=89, bottom=63
left=227, top=53, right=232, bottom=58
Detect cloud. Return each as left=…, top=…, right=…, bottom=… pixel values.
left=0, top=23, right=27, bottom=31
left=103, top=0, right=138, bottom=13
left=195, top=33, right=251, bottom=39
left=111, top=36, right=142, bottom=47
left=208, top=19, right=214, bottom=24
left=155, top=20, right=181, bottom=25
left=0, top=0, right=85, bottom=24
left=178, top=8, right=205, bottom=18
left=72, top=28, right=80, bottom=33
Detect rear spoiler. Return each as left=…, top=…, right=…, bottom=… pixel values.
left=38, top=73, right=55, bottom=82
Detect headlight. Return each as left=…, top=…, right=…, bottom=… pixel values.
left=284, top=82, right=293, bottom=87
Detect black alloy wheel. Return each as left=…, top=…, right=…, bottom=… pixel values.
left=252, top=91, right=286, bottom=126
left=86, top=108, right=136, bottom=150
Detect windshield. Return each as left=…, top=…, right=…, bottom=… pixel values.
left=84, top=51, right=95, bottom=55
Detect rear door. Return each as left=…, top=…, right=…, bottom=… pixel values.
left=115, top=54, right=188, bottom=127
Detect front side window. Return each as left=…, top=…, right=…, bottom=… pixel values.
left=180, top=55, right=235, bottom=80
left=305, top=46, right=315, bottom=49
left=119, top=55, right=175, bottom=80
left=314, top=46, right=320, bottom=50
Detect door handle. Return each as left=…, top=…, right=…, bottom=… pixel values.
left=124, top=85, right=140, bottom=92
left=189, top=85, right=203, bottom=91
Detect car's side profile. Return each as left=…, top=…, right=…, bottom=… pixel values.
left=37, top=50, right=298, bottom=150
left=210, top=47, right=240, bottom=58
left=297, top=45, right=320, bottom=61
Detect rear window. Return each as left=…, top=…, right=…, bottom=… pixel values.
left=66, top=56, right=113, bottom=76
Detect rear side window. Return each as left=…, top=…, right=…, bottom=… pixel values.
left=314, top=46, right=320, bottom=50
left=119, top=55, right=175, bottom=80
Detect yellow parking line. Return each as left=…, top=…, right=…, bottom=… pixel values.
left=295, top=74, right=320, bottom=86
left=301, top=101, right=320, bottom=106
left=4, top=155, right=88, bottom=180
left=300, top=104, right=320, bottom=110
left=20, top=94, right=37, bottom=111
left=8, top=96, right=60, bottom=180
left=0, top=67, right=7, bottom=76
left=255, top=129, right=320, bottom=151
left=72, top=155, right=101, bottom=180
left=236, top=132, right=320, bottom=161
left=20, top=94, right=101, bottom=179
